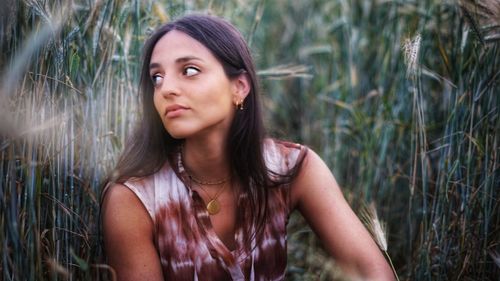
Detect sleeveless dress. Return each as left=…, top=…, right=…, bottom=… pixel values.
left=120, top=139, right=306, bottom=281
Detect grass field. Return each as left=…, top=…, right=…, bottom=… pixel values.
left=1, top=0, right=499, bottom=280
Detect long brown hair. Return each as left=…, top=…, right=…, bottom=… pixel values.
left=108, top=13, right=305, bottom=245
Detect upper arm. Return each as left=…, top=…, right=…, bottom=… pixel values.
left=101, top=184, right=164, bottom=281
left=290, top=149, right=394, bottom=281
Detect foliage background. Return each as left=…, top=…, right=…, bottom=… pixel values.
left=1, top=0, right=499, bottom=280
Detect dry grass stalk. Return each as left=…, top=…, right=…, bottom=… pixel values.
left=257, top=64, right=312, bottom=80
left=489, top=251, right=500, bottom=268
left=459, top=0, right=500, bottom=43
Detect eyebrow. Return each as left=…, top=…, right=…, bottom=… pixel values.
left=149, top=56, right=204, bottom=71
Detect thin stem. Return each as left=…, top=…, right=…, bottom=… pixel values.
left=384, top=250, right=400, bottom=281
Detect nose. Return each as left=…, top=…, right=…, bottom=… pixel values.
left=159, top=76, right=181, bottom=98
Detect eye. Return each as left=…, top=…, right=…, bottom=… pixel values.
left=151, top=74, right=163, bottom=86
left=183, top=66, right=200, bottom=77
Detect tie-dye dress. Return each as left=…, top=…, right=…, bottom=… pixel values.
left=120, top=139, right=306, bottom=281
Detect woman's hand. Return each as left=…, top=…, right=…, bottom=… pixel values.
left=291, top=149, right=396, bottom=281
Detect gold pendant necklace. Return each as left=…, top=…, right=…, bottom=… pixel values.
left=196, top=181, right=226, bottom=215
left=184, top=171, right=227, bottom=215
left=180, top=143, right=228, bottom=215
left=206, top=199, right=221, bottom=215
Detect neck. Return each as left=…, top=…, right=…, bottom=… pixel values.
left=182, top=135, right=231, bottom=185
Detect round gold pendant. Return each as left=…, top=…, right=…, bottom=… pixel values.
left=206, top=200, right=220, bottom=215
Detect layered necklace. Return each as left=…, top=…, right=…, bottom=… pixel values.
left=181, top=145, right=228, bottom=215
left=188, top=174, right=228, bottom=215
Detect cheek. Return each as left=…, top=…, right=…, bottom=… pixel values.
left=200, top=94, right=233, bottom=117
left=200, top=82, right=235, bottom=109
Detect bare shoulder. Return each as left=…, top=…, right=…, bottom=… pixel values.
left=290, top=148, right=340, bottom=209
left=101, top=183, right=163, bottom=281
left=101, top=183, right=153, bottom=233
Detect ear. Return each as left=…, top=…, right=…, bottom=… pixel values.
left=232, top=73, right=251, bottom=104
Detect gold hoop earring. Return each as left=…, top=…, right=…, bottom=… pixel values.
left=238, top=99, right=244, bottom=110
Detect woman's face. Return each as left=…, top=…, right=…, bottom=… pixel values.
left=149, top=30, right=241, bottom=139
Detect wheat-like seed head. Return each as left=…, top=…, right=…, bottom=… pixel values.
left=402, top=33, right=421, bottom=77
left=360, top=202, right=388, bottom=252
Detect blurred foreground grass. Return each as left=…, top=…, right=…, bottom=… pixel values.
left=1, top=0, right=499, bottom=280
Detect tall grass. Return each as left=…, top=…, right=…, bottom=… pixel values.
left=1, top=0, right=498, bottom=280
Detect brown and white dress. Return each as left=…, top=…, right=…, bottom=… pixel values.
left=118, top=139, right=306, bottom=281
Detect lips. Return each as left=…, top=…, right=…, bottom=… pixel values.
left=165, top=104, right=189, bottom=118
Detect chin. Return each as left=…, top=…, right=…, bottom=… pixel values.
left=163, top=119, right=228, bottom=140
left=165, top=130, right=190, bottom=140
left=163, top=125, right=196, bottom=140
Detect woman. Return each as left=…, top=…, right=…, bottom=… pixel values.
left=101, top=13, right=394, bottom=281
